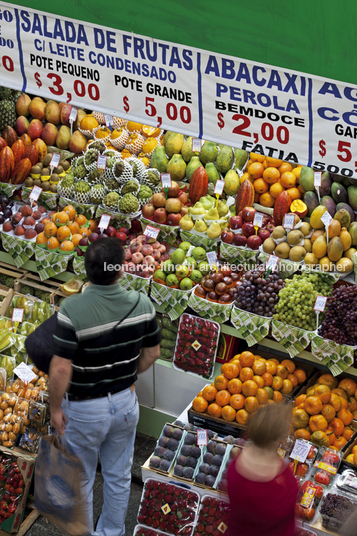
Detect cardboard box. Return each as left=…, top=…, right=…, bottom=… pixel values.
left=216, top=334, right=241, bottom=364
left=0, top=447, right=36, bottom=533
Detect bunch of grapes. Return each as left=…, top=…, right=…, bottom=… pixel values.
left=320, top=493, right=355, bottom=524
left=274, top=275, right=318, bottom=330
left=235, top=267, right=285, bottom=317
left=318, top=286, right=357, bottom=345
left=300, top=272, right=333, bottom=296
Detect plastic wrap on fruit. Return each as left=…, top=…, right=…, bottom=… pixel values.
left=28, top=400, right=46, bottom=424
left=162, top=317, right=177, bottom=332
left=19, top=428, right=42, bottom=453
left=13, top=398, right=29, bottom=420
left=0, top=356, right=16, bottom=379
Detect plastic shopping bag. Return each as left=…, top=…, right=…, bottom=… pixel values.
left=34, top=434, right=90, bottom=536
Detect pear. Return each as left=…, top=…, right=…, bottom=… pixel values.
left=207, top=222, right=222, bottom=239
left=217, top=200, right=229, bottom=218
left=194, top=219, right=208, bottom=233
left=199, top=196, right=214, bottom=211
left=189, top=202, right=206, bottom=216
left=179, top=215, right=194, bottom=231
left=204, top=207, right=220, bottom=221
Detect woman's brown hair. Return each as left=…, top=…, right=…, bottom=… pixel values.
left=248, top=403, right=291, bottom=448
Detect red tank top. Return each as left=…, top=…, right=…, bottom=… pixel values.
left=227, top=455, right=298, bottom=536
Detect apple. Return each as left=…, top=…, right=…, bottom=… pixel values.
left=151, top=192, right=166, bottom=208
left=88, top=233, right=99, bottom=243
left=229, top=216, right=243, bottom=230
left=154, top=208, right=167, bottom=224
left=129, top=240, right=142, bottom=253
left=141, top=244, right=153, bottom=256
left=132, top=251, right=144, bottom=264
left=79, top=237, right=88, bottom=247
left=116, top=231, right=127, bottom=243
left=160, top=253, right=170, bottom=261
left=165, top=198, right=182, bottom=213
left=152, top=249, right=161, bottom=260
left=158, top=244, right=166, bottom=254
left=118, top=227, right=129, bottom=236
left=180, top=206, right=189, bottom=216
left=178, top=191, right=188, bottom=204
left=241, top=207, right=256, bottom=222
left=258, top=229, right=271, bottom=241
left=247, top=235, right=262, bottom=250
left=136, top=235, right=147, bottom=245
left=151, top=241, right=160, bottom=250
left=266, top=223, right=276, bottom=232
left=105, top=226, right=116, bottom=237
left=167, top=212, right=182, bottom=226
left=142, top=254, right=155, bottom=266
left=221, top=229, right=234, bottom=244
left=161, top=241, right=171, bottom=253
left=130, top=219, right=142, bottom=233
left=124, top=248, right=132, bottom=261
left=167, top=181, right=180, bottom=198
left=242, top=222, right=255, bottom=237
left=233, top=234, right=247, bottom=246
left=98, top=234, right=108, bottom=239
left=142, top=203, right=155, bottom=219
left=262, top=214, right=272, bottom=228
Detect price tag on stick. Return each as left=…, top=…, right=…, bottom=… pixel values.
left=192, top=138, right=202, bottom=152
left=104, top=114, right=113, bottom=129
left=206, top=251, right=218, bottom=271
left=290, top=439, right=310, bottom=463
left=197, top=429, right=208, bottom=447
left=314, top=295, right=328, bottom=331
left=99, top=214, right=110, bottom=231
left=143, top=225, right=160, bottom=240
left=49, top=153, right=60, bottom=172
left=314, top=172, right=322, bottom=202
left=214, top=180, right=225, bottom=196
left=253, top=212, right=264, bottom=234
left=12, top=308, right=24, bottom=334
left=266, top=255, right=279, bottom=274
left=161, top=173, right=171, bottom=188
left=283, top=214, right=295, bottom=230
left=321, top=211, right=332, bottom=243
left=29, top=185, right=42, bottom=203
left=69, top=106, right=77, bottom=134
left=97, top=155, right=107, bottom=170
left=13, top=363, right=37, bottom=384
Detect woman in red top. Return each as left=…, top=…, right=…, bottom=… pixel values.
left=227, top=404, right=298, bottom=536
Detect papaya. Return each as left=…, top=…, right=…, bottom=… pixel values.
left=312, top=235, right=327, bottom=259
left=150, top=145, right=169, bottom=173
left=199, top=141, right=218, bottom=164
left=216, top=145, right=234, bottom=173
left=233, top=148, right=248, bottom=170
left=165, top=132, right=184, bottom=158
left=224, top=169, right=240, bottom=196
left=299, top=166, right=314, bottom=192
left=339, top=227, right=352, bottom=251
left=325, top=219, right=341, bottom=239
left=186, top=156, right=201, bottom=182
left=310, top=205, right=328, bottom=230
left=166, top=154, right=186, bottom=182
left=334, top=208, right=351, bottom=229
left=205, top=162, right=220, bottom=185
left=327, top=237, right=343, bottom=262
left=181, top=137, right=195, bottom=162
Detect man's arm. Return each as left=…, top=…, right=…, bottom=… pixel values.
left=49, top=355, right=73, bottom=434
left=138, top=344, right=160, bottom=373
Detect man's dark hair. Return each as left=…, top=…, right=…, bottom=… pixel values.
left=85, top=237, right=124, bottom=285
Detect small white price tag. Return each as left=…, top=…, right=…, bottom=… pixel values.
left=49, top=153, right=61, bottom=169
left=143, top=225, right=160, bottom=240
left=206, top=251, right=218, bottom=270
left=290, top=439, right=310, bottom=463
left=97, top=155, right=107, bottom=170
left=218, top=522, right=228, bottom=534
left=266, top=255, right=279, bottom=272
left=191, top=340, right=201, bottom=351
left=314, top=172, right=322, bottom=187
left=14, top=363, right=37, bottom=384
left=314, top=295, right=328, bottom=312
left=29, top=185, right=42, bottom=202
left=99, top=214, right=110, bottom=230
left=104, top=114, right=113, bottom=127
left=12, top=308, right=24, bottom=323
left=197, top=428, right=208, bottom=447
left=69, top=107, right=77, bottom=122
left=192, top=138, right=202, bottom=152
left=214, top=180, right=225, bottom=196
left=283, top=214, right=295, bottom=229
left=160, top=173, right=172, bottom=188
left=321, top=211, right=333, bottom=228
left=253, top=212, right=264, bottom=228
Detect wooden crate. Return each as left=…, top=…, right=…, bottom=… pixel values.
left=0, top=508, right=40, bottom=536
left=0, top=262, right=27, bottom=288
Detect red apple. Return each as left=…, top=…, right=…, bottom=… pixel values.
left=35, top=222, right=45, bottom=234
left=141, top=244, right=154, bottom=256
left=132, top=251, right=144, bottom=264
left=105, top=225, right=116, bottom=237
left=129, top=240, right=142, bottom=253
left=180, top=206, right=189, bottom=216
left=154, top=208, right=167, bottom=224
left=152, top=250, right=161, bottom=261
left=266, top=223, right=276, bottom=232
left=151, top=192, right=166, bottom=208
left=130, top=220, right=142, bottom=233
left=165, top=198, right=182, bottom=213
left=118, top=227, right=130, bottom=236
left=88, top=232, right=99, bottom=243
left=229, top=216, right=243, bottom=230
left=178, top=191, right=188, bottom=204
left=167, top=213, right=182, bottom=226
left=167, top=181, right=180, bottom=198
left=124, top=248, right=132, bottom=261
left=258, top=229, right=271, bottom=241
left=221, top=229, right=234, bottom=244
left=116, top=231, right=127, bottom=243
left=161, top=241, right=171, bottom=253
left=241, top=207, right=256, bottom=222
left=261, top=214, right=272, bottom=228
left=242, top=222, right=255, bottom=237
left=142, top=203, right=155, bottom=219
left=247, top=235, right=262, bottom=250
left=233, top=234, right=247, bottom=246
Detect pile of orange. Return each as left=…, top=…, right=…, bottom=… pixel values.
left=192, top=351, right=306, bottom=426
left=240, top=152, right=302, bottom=208
left=292, top=373, right=356, bottom=450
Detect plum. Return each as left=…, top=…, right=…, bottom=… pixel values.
left=223, top=435, right=234, bottom=444
left=230, top=447, right=241, bottom=459
left=187, top=457, right=197, bottom=468
left=203, top=452, right=213, bottom=464
left=216, top=443, right=226, bottom=456
left=183, top=467, right=194, bottom=479
left=181, top=445, right=192, bottom=457
left=234, top=438, right=246, bottom=446
left=218, top=479, right=228, bottom=492
left=185, top=433, right=196, bottom=445
left=191, top=446, right=201, bottom=459
left=159, top=459, right=170, bottom=471
left=167, top=438, right=179, bottom=451
left=195, top=472, right=206, bottom=484
left=212, top=454, right=223, bottom=467
left=198, top=463, right=210, bottom=475
left=174, top=419, right=184, bottom=427
left=208, top=465, right=219, bottom=477
left=207, top=430, right=215, bottom=439
left=184, top=423, right=195, bottom=431
left=149, top=456, right=161, bottom=468
left=205, top=475, right=216, bottom=487
left=163, top=449, right=175, bottom=461
left=174, top=464, right=184, bottom=477
left=159, top=436, right=169, bottom=448
left=154, top=446, right=165, bottom=457
left=172, top=428, right=183, bottom=441
left=221, top=469, right=228, bottom=480
left=163, top=425, right=174, bottom=437
left=207, top=441, right=217, bottom=454
left=177, top=455, right=187, bottom=466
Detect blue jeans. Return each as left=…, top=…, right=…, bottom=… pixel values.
left=62, top=387, right=139, bottom=536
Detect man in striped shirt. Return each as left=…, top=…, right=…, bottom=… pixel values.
left=49, top=237, right=161, bottom=536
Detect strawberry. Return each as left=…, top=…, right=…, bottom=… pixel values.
left=196, top=524, right=204, bottom=533
left=167, top=524, right=175, bottom=533
left=206, top=516, right=214, bottom=524
left=138, top=515, right=146, bottom=523
left=212, top=530, right=221, bottom=536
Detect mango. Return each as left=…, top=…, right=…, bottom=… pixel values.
left=327, top=237, right=343, bottom=262
left=325, top=219, right=341, bottom=239
left=348, top=185, right=357, bottom=211
left=321, top=195, right=336, bottom=217
left=334, top=208, right=351, bottom=229
left=336, top=202, right=354, bottom=223
left=312, top=235, right=327, bottom=259
left=340, top=228, right=352, bottom=251
left=348, top=221, right=357, bottom=246
left=336, top=257, right=353, bottom=273
left=319, top=172, right=332, bottom=197
left=310, top=205, right=328, bottom=230
left=304, top=191, right=319, bottom=216
left=299, top=166, right=314, bottom=192
left=331, top=182, right=348, bottom=204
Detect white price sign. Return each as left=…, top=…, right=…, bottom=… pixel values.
left=314, top=172, right=322, bottom=187
left=49, top=153, right=61, bottom=168
left=97, top=155, right=107, bottom=170
left=12, top=308, right=24, bottom=323
left=14, top=363, right=37, bottom=384
left=314, top=295, right=328, bottom=312
left=104, top=114, right=113, bottom=127
left=266, top=255, right=279, bottom=272
left=161, top=173, right=172, bottom=188
left=321, top=211, right=333, bottom=228
left=29, top=185, right=42, bottom=202
left=192, top=138, right=202, bottom=152
left=214, top=180, right=225, bottom=196
left=283, top=214, right=295, bottom=229
left=197, top=429, right=208, bottom=447
left=99, top=214, right=110, bottom=230
left=69, top=107, right=77, bottom=122
left=206, top=251, right=218, bottom=269
left=143, top=225, right=160, bottom=239
left=290, top=439, right=310, bottom=463
left=253, top=212, right=264, bottom=228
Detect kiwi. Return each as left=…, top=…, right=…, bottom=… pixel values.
left=50, top=173, right=60, bottom=183
left=50, top=184, right=57, bottom=193
left=42, top=153, right=53, bottom=167
left=25, top=177, right=34, bottom=188
left=31, top=165, right=41, bottom=175
left=60, top=160, right=70, bottom=171
left=37, top=162, right=43, bottom=170
left=33, top=179, right=42, bottom=187
left=42, top=181, right=50, bottom=191
left=54, top=165, right=63, bottom=174
left=41, top=167, right=50, bottom=176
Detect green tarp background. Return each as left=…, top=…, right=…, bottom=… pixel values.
left=5, top=0, right=357, bottom=85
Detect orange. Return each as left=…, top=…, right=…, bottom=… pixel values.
left=256, top=388, right=269, bottom=405
left=230, top=394, right=245, bottom=410
left=79, top=227, right=91, bottom=238
left=349, top=397, right=357, bottom=413
left=273, top=391, right=283, bottom=404
left=250, top=152, right=265, bottom=163
left=248, top=162, right=264, bottom=179
left=317, top=373, right=338, bottom=390
left=202, top=385, right=218, bottom=402
left=259, top=192, right=275, bottom=207
left=68, top=221, right=80, bottom=235
left=330, top=393, right=342, bottom=412
left=64, top=205, right=76, bottom=221
left=329, top=417, right=345, bottom=436
left=353, top=445, right=357, bottom=455
left=72, top=233, right=83, bottom=247
left=306, top=387, right=316, bottom=397
left=264, top=387, right=274, bottom=400
left=269, top=182, right=285, bottom=198
left=294, top=429, right=311, bottom=441
left=294, top=369, right=307, bottom=384
left=292, top=166, right=302, bottom=180
left=272, top=376, right=283, bottom=391
left=263, top=167, right=280, bottom=184
left=231, top=353, right=241, bottom=362
left=327, top=428, right=336, bottom=446
left=269, top=358, right=279, bottom=366
left=253, top=178, right=269, bottom=194
left=44, top=222, right=57, bottom=238
left=239, top=351, right=255, bottom=368
left=227, top=378, right=242, bottom=394
left=314, top=384, right=331, bottom=404
left=240, top=172, right=251, bottom=184
left=214, top=375, right=229, bottom=391
left=338, top=378, right=357, bottom=397
left=221, top=362, right=239, bottom=380
left=281, top=379, right=293, bottom=395
left=59, top=240, right=74, bottom=254
left=239, top=367, right=254, bottom=382
left=252, top=359, right=266, bottom=376
left=339, top=397, right=349, bottom=409
left=278, top=162, right=293, bottom=174
left=88, top=219, right=97, bottom=232
left=343, top=427, right=354, bottom=441
left=309, top=415, right=328, bottom=432
left=305, top=396, right=323, bottom=415
left=242, top=380, right=258, bottom=397
left=310, top=431, right=330, bottom=448
left=215, top=390, right=231, bottom=407
left=47, top=237, right=60, bottom=250
left=266, top=157, right=282, bottom=168
left=276, top=365, right=289, bottom=379
left=57, top=225, right=71, bottom=242
left=288, top=374, right=298, bottom=388
left=280, top=359, right=296, bottom=374
left=207, top=403, right=222, bottom=418
left=192, top=396, right=208, bottom=413
left=322, top=404, right=336, bottom=423
left=286, top=187, right=301, bottom=201
left=245, top=396, right=259, bottom=414
left=295, top=394, right=307, bottom=407
left=221, top=405, right=236, bottom=422
left=75, top=214, right=87, bottom=228
left=236, top=409, right=250, bottom=426
left=337, top=408, right=353, bottom=425
left=253, top=375, right=264, bottom=388
left=261, top=373, right=273, bottom=387
left=291, top=408, right=309, bottom=429
left=266, top=361, right=277, bottom=375
left=334, top=436, right=347, bottom=450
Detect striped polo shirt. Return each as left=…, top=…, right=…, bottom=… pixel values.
left=53, top=283, right=161, bottom=398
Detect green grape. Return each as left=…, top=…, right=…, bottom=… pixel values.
left=274, top=274, right=319, bottom=330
